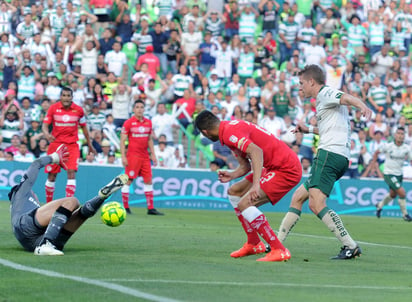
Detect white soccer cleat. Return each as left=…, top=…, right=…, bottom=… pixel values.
left=98, top=174, right=129, bottom=199
left=34, top=240, right=64, bottom=256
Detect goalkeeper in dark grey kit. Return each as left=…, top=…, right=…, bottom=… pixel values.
left=9, top=144, right=128, bottom=256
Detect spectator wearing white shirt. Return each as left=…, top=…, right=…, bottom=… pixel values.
left=80, top=40, right=99, bottom=78
left=112, top=84, right=132, bottom=129
left=155, top=141, right=175, bottom=168
left=70, top=81, right=86, bottom=107
left=44, top=73, right=62, bottom=102
left=0, top=2, right=16, bottom=34
left=14, top=143, right=35, bottom=162
left=95, top=139, right=112, bottom=165
left=26, top=33, right=47, bottom=57
left=181, top=21, right=203, bottom=64
left=16, top=13, right=39, bottom=44
left=259, top=107, right=287, bottom=139
left=104, top=41, right=127, bottom=79
left=210, top=38, right=236, bottom=79
left=152, top=103, right=178, bottom=143
left=220, top=92, right=239, bottom=117
left=303, top=36, right=327, bottom=65
left=371, top=45, right=394, bottom=81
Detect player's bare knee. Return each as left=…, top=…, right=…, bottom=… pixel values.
left=64, top=197, right=80, bottom=211
left=308, top=194, right=324, bottom=215
left=228, top=186, right=242, bottom=197
left=237, top=199, right=249, bottom=212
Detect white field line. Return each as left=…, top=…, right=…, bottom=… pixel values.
left=0, top=258, right=182, bottom=302
left=101, top=279, right=412, bottom=291
left=286, top=232, right=412, bottom=250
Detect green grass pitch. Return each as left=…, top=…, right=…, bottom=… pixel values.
left=1, top=201, right=411, bottom=302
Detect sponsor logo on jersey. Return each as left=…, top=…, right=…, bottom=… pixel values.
left=229, top=135, right=238, bottom=143
left=55, top=122, right=76, bottom=127
left=62, top=114, right=70, bottom=122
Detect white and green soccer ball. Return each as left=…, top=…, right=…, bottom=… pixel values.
left=100, top=201, right=126, bottom=227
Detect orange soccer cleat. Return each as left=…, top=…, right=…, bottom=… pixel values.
left=256, top=248, right=291, bottom=262
left=230, top=242, right=267, bottom=258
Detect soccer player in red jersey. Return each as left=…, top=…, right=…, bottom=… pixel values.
left=195, top=110, right=302, bottom=262
left=120, top=100, right=164, bottom=215
left=42, top=87, right=96, bottom=203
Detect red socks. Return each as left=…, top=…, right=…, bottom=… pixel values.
left=250, top=214, right=285, bottom=251
left=145, top=191, right=154, bottom=210
left=122, top=192, right=130, bottom=209
left=45, top=185, right=54, bottom=203
left=234, top=208, right=261, bottom=245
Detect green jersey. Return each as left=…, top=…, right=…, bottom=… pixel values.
left=379, top=142, right=412, bottom=175
left=316, top=86, right=350, bottom=159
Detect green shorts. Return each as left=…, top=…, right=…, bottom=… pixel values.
left=384, top=174, right=403, bottom=191
left=304, top=149, right=349, bottom=196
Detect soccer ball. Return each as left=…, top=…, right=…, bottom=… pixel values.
left=100, top=201, right=126, bottom=227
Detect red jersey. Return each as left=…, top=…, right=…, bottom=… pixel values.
left=43, top=102, right=86, bottom=144
left=137, top=53, right=160, bottom=79
left=175, top=97, right=196, bottom=119
left=219, top=120, right=299, bottom=171
left=122, top=116, right=152, bottom=158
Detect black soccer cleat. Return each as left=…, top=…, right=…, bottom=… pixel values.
left=125, top=208, right=132, bottom=214
left=376, top=205, right=382, bottom=218
left=147, top=208, right=164, bottom=216
left=331, top=245, right=362, bottom=260
left=403, top=214, right=412, bottom=222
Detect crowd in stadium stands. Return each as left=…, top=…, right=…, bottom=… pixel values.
left=1, top=0, right=412, bottom=177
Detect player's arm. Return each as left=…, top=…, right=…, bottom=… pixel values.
left=148, top=132, right=157, bottom=166
left=292, top=121, right=319, bottom=135
left=245, top=143, right=264, bottom=200
left=227, top=154, right=251, bottom=180
left=81, top=124, right=96, bottom=155
left=42, top=121, right=55, bottom=142
left=120, top=132, right=128, bottom=167
left=340, top=93, right=372, bottom=121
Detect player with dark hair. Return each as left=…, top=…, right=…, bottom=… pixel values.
left=195, top=110, right=302, bottom=262
left=120, top=100, right=164, bottom=215
left=8, top=144, right=128, bottom=255
left=374, top=127, right=412, bottom=221
left=42, top=86, right=96, bottom=203
left=277, top=64, right=373, bottom=259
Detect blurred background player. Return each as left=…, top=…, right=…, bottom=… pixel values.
left=120, top=100, right=164, bottom=215
left=8, top=144, right=128, bottom=255
left=374, top=127, right=412, bottom=222
left=42, top=87, right=96, bottom=203
left=195, top=110, right=302, bottom=262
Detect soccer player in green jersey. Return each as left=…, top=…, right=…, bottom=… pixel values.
left=374, top=127, right=412, bottom=222
left=278, top=64, right=373, bottom=259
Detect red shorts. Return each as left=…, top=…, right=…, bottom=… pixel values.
left=125, top=156, right=152, bottom=183
left=45, top=142, right=80, bottom=174
left=245, top=166, right=302, bottom=205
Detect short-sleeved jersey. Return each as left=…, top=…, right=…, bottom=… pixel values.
left=43, top=102, right=86, bottom=144
left=122, top=116, right=152, bottom=159
left=316, top=86, right=351, bottom=159
left=379, top=142, right=412, bottom=176
left=218, top=120, right=299, bottom=171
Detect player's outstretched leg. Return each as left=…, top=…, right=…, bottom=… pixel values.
left=80, top=174, right=129, bottom=218
left=99, top=174, right=129, bottom=199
